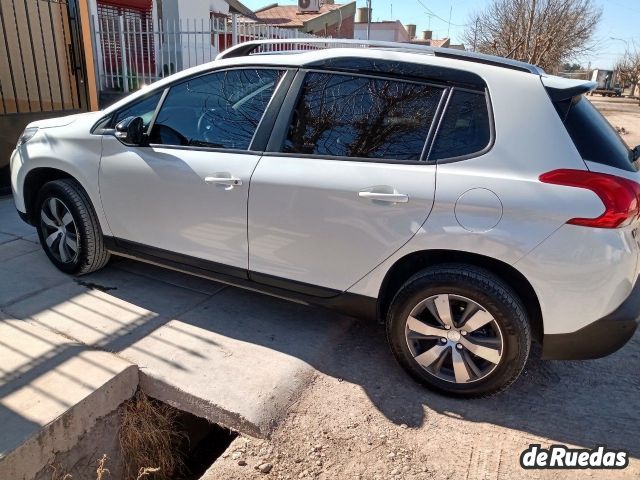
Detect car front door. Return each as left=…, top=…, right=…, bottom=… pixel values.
left=99, top=68, right=284, bottom=273
left=247, top=71, right=447, bottom=294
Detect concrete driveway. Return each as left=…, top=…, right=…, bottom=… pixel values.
left=1, top=195, right=639, bottom=479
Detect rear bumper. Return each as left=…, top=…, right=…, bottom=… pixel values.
left=542, top=278, right=640, bottom=360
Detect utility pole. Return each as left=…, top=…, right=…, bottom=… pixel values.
left=473, top=17, right=478, bottom=52
left=447, top=5, right=452, bottom=38
left=366, top=0, right=372, bottom=40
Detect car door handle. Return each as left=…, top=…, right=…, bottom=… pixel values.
left=204, top=175, right=243, bottom=187
left=358, top=191, right=409, bottom=203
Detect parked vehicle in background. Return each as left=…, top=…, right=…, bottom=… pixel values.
left=9, top=39, right=640, bottom=397
left=590, top=68, right=623, bottom=97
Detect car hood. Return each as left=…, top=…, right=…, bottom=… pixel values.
left=28, top=111, right=104, bottom=129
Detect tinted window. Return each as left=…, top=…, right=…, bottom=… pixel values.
left=283, top=73, right=443, bottom=161
left=114, top=91, right=163, bottom=129
left=150, top=69, right=282, bottom=149
left=560, top=96, right=635, bottom=172
left=429, top=90, right=491, bottom=160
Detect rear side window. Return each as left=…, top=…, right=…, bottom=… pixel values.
left=283, top=72, right=443, bottom=161
left=559, top=96, right=635, bottom=172
left=429, top=90, right=491, bottom=161
left=150, top=69, right=282, bottom=150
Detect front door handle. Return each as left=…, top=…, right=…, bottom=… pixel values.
left=358, top=191, right=409, bottom=203
left=204, top=174, right=243, bottom=189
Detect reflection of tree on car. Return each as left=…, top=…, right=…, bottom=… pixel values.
left=286, top=73, right=441, bottom=160
left=150, top=69, right=283, bottom=149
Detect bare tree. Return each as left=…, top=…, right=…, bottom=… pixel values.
left=615, top=47, right=640, bottom=97
left=465, top=0, right=601, bottom=72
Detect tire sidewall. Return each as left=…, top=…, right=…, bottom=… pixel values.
left=387, top=268, right=529, bottom=397
left=35, top=182, right=85, bottom=274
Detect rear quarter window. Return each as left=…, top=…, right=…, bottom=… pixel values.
left=557, top=96, right=635, bottom=172
left=428, top=90, right=491, bottom=161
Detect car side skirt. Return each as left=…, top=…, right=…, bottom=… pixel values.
left=103, top=237, right=377, bottom=320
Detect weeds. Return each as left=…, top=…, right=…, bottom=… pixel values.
left=136, top=467, right=161, bottom=479
left=119, top=390, right=187, bottom=480
left=96, top=454, right=110, bottom=480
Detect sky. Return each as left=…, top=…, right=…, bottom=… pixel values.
left=239, top=0, right=639, bottom=69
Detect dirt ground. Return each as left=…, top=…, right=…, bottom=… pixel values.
left=203, top=320, right=640, bottom=480
left=201, top=97, right=640, bottom=480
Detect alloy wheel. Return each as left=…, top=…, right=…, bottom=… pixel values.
left=40, top=197, right=79, bottom=264
left=404, top=294, right=504, bottom=384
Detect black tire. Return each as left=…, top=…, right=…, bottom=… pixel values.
left=35, top=179, right=110, bottom=275
left=386, top=264, right=531, bottom=397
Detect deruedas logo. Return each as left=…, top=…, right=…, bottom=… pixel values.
left=520, top=444, right=629, bottom=469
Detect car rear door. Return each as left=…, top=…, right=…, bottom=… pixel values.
left=247, top=70, right=447, bottom=294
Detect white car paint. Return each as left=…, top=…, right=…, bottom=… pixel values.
left=99, top=137, right=259, bottom=269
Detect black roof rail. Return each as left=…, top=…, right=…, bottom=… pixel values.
left=215, top=38, right=544, bottom=75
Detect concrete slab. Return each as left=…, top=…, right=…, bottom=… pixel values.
left=113, top=258, right=227, bottom=296
left=0, top=239, right=40, bottom=262
left=4, top=265, right=210, bottom=352
left=0, top=250, right=74, bottom=307
left=0, top=316, right=138, bottom=480
left=121, top=287, right=354, bottom=438
left=0, top=198, right=34, bottom=240
left=0, top=232, right=15, bottom=245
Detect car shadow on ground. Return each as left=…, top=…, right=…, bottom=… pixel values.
left=3, top=251, right=639, bottom=459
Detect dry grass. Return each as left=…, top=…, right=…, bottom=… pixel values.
left=136, top=467, right=161, bottom=479
left=48, top=454, right=110, bottom=480
left=96, top=454, right=110, bottom=480
left=119, top=390, right=188, bottom=480
left=48, top=463, right=73, bottom=480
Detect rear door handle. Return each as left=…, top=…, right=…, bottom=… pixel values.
left=358, top=191, right=409, bottom=203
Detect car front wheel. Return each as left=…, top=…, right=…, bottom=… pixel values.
left=386, top=264, right=531, bottom=397
left=36, top=179, right=110, bottom=275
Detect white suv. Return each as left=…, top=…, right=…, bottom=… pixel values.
left=10, top=40, right=640, bottom=396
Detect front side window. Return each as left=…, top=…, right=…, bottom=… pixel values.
left=149, top=69, right=282, bottom=150
left=429, top=90, right=491, bottom=161
left=114, top=91, right=163, bottom=129
left=283, top=73, right=444, bottom=161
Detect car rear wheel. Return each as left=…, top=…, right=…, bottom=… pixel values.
left=386, top=264, right=531, bottom=397
left=36, top=179, right=110, bottom=275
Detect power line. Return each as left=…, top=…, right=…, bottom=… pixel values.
left=414, top=0, right=469, bottom=28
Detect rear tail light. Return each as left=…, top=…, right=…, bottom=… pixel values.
left=539, top=169, right=640, bottom=228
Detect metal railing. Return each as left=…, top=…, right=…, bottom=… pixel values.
left=91, top=15, right=317, bottom=93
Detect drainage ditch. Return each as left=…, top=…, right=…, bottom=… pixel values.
left=38, top=390, right=237, bottom=480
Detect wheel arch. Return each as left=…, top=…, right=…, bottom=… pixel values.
left=23, top=167, right=77, bottom=225
left=378, top=250, right=543, bottom=342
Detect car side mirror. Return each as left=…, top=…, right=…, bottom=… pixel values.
left=633, top=145, right=640, bottom=162
left=115, top=116, right=145, bottom=146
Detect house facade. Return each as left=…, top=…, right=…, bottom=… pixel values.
left=244, top=2, right=356, bottom=38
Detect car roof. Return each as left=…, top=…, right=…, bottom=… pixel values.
left=217, top=39, right=544, bottom=75
left=103, top=42, right=544, bottom=115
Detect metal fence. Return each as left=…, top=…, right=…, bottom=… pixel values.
left=91, top=14, right=317, bottom=93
